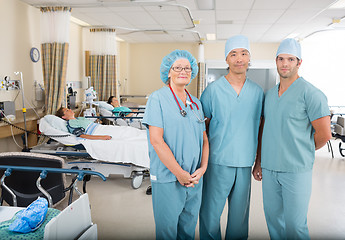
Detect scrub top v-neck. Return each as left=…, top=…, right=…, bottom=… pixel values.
left=200, top=76, right=264, bottom=167
left=261, top=77, right=330, bottom=172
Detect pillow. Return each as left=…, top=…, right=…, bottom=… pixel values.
left=43, top=115, right=68, bottom=132
left=95, top=101, right=114, bottom=111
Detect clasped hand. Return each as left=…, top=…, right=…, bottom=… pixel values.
left=176, top=168, right=205, bottom=188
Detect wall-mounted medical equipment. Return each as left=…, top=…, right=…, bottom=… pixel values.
left=0, top=76, right=20, bottom=90
left=84, top=87, right=97, bottom=117
left=34, top=81, right=44, bottom=102
left=67, top=86, right=77, bottom=109
left=0, top=101, right=15, bottom=118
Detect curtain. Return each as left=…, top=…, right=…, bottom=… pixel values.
left=196, top=62, right=206, bottom=98
left=86, top=28, right=117, bottom=101
left=196, top=44, right=205, bottom=98
left=89, top=55, right=117, bottom=100
left=40, top=7, right=71, bottom=114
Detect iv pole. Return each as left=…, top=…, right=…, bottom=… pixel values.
left=14, top=71, right=29, bottom=152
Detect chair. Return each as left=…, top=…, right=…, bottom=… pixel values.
left=0, top=152, right=68, bottom=207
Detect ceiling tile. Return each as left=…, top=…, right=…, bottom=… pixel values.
left=216, top=24, right=243, bottom=39
left=290, top=0, right=338, bottom=9
left=246, top=10, right=285, bottom=24
left=252, top=0, right=295, bottom=10
left=215, top=0, right=254, bottom=10
left=216, top=10, right=250, bottom=22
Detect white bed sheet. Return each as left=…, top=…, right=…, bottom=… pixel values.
left=39, top=117, right=150, bottom=168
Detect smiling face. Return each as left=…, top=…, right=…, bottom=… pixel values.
left=276, top=53, right=302, bottom=80
left=226, top=48, right=250, bottom=75
left=168, top=58, right=192, bottom=87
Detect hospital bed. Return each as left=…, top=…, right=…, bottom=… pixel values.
left=0, top=153, right=106, bottom=239
left=31, top=115, right=150, bottom=189
left=95, top=101, right=146, bottom=130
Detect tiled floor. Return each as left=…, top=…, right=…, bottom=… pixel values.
left=74, top=139, right=345, bottom=239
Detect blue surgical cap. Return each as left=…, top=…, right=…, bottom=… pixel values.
left=225, top=35, right=250, bottom=59
left=160, top=49, right=198, bottom=84
left=276, top=38, right=301, bottom=59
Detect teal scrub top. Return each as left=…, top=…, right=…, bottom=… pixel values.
left=261, top=77, right=330, bottom=172
left=200, top=76, right=264, bottom=167
left=143, top=86, right=206, bottom=183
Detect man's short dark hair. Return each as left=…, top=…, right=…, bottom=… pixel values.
left=55, top=107, right=65, bottom=118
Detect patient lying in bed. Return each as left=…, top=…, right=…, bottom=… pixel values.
left=38, top=107, right=150, bottom=168
left=107, top=96, right=135, bottom=118
left=56, top=107, right=112, bottom=140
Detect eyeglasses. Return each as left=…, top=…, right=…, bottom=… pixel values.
left=171, top=66, right=192, bottom=73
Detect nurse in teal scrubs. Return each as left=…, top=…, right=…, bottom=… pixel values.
left=143, top=50, right=209, bottom=240
left=199, top=35, right=264, bottom=239
left=253, top=38, right=331, bottom=240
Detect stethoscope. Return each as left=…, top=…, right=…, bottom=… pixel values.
left=169, top=84, right=206, bottom=123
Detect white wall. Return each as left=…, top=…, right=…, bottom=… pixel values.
left=300, top=30, right=345, bottom=106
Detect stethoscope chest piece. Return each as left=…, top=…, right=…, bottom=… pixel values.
left=180, top=110, right=187, bottom=117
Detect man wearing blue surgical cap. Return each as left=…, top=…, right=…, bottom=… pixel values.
left=143, top=49, right=209, bottom=240
left=253, top=38, right=331, bottom=239
left=199, top=35, right=264, bottom=239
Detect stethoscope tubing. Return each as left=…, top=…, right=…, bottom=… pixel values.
left=169, top=84, right=206, bottom=122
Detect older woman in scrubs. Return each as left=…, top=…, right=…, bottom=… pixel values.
left=143, top=50, right=209, bottom=240
left=253, top=38, right=331, bottom=239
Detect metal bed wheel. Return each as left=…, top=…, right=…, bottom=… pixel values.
left=339, top=142, right=345, bottom=157
left=131, top=172, right=143, bottom=189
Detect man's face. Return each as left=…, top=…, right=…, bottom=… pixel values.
left=61, top=108, right=74, bottom=120
left=276, top=54, right=301, bottom=79
left=226, top=48, right=250, bottom=75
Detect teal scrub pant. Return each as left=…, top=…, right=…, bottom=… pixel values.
left=151, top=179, right=203, bottom=240
left=199, top=164, right=251, bottom=240
left=262, top=169, right=312, bottom=240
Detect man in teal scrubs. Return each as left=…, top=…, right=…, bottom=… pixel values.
left=199, top=35, right=264, bottom=239
left=252, top=38, right=332, bottom=239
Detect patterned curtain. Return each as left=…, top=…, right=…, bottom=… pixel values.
left=196, top=44, right=206, bottom=98
left=86, top=28, right=117, bottom=101
left=196, top=62, right=206, bottom=98
left=40, top=7, right=71, bottom=114
left=89, top=55, right=117, bottom=101
left=41, top=43, right=69, bottom=114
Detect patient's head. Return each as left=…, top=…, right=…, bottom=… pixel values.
left=107, top=96, right=120, bottom=108
left=56, top=107, right=75, bottom=120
